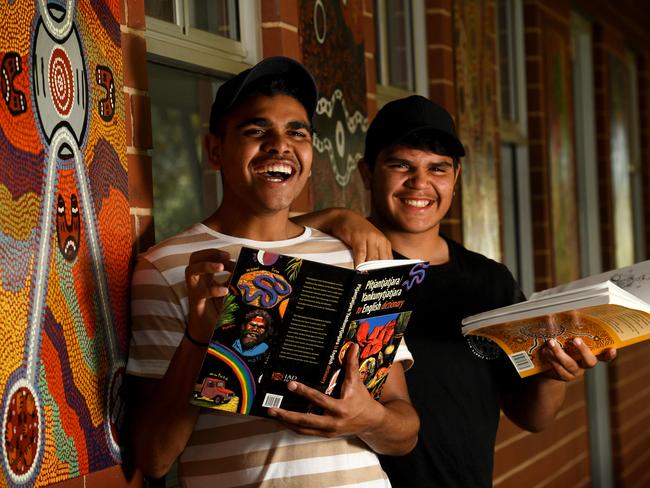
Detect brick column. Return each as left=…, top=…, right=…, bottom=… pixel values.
left=523, top=0, right=553, bottom=291
left=261, top=1, right=301, bottom=59
left=363, top=0, right=378, bottom=118
left=123, top=0, right=155, bottom=255
left=592, top=25, right=616, bottom=272
left=426, top=0, right=461, bottom=242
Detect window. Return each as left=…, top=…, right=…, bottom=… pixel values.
left=144, top=1, right=260, bottom=241
left=145, top=0, right=258, bottom=74
left=496, top=0, right=534, bottom=296
left=608, top=50, right=645, bottom=267
left=374, top=0, right=427, bottom=105
left=148, top=63, right=224, bottom=241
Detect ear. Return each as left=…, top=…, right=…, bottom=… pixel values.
left=453, top=162, right=462, bottom=186
left=357, top=158, right=372, bottom=191
left=205, top=133, right=222, bottom=170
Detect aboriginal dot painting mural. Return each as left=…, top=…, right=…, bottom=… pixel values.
left=299, top=0, right=369, bottom=214
left=0, top=1, right=129, bottom=486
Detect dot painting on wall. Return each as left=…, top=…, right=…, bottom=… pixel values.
left=299, top=0, right=370, bottom=214
left=0, top=1, right=130, bottom=486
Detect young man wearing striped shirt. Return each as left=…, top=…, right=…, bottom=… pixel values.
left=126, top=57, right=419, bottom=487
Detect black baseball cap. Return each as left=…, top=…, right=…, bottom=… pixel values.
left=209, top=56, right=318, bottom=134
left=364, top=95, right=465, bottom=164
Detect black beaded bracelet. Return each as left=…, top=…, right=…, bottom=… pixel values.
left=184, top=327, right=209, bottom=348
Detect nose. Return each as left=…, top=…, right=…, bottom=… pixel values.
left=262, top=130, right=290, bottom=154
left=406, top=168, right=429, bottom=189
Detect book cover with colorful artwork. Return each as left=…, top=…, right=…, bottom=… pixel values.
left=191, top=247, right=426, bottom=416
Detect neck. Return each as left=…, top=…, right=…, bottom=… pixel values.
left=374, top=222, right=449, bottom=265
left=204, top=204, right=304, bottom=241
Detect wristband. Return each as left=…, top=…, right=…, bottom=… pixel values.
left=184, top=327, right=209, bottom=348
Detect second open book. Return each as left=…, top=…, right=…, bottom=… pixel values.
left=461, top=260, right=650, bottom=377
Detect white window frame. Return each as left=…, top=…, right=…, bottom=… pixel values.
left=145, top=0, right=260, bottom=75
left=375, top=0, right=428, bottom=106
left=497, top=0, right=533, bottom=297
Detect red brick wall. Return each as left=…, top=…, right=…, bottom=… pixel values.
left=426, top=0, right=462, bottom=242
left=363, top=0, right=378, bottom=118
left=608, top=342, right=650, bottom=486
left=524, top=1, right=558, bottom=292
left=494, top=381, right=591, bottom=487
left=124, top=0, right=154, bottom=256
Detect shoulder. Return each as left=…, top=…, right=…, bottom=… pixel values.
left=134, top=223, right=238, bottom=287
left=445, top=236, right=512, bottom=277
left=443, top=235, right=523, bottom=304
left=278, top=227, right=354, bottom=269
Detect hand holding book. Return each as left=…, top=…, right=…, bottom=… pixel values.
left=538, top=337, right=616, bottom=382
left=185, top=248, right=232, bottom=346
left=267, top=343, right=385, bottom=436
left=461, top=260, right=650, bottom=377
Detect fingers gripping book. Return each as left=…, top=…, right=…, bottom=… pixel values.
left=461, top=260, right=650, bottom=377
left=191, top=247, right=425, bottom=416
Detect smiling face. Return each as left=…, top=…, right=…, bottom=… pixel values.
left=361, top=145, right=460, bottom=237
left=208, top=93, right=313, bottom=217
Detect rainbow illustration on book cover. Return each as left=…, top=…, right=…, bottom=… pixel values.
left=0, top=1, right=129, bottom=485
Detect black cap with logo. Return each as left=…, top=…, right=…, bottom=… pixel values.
left=209, top=56, right=318, bottom=134
left=364, top=95, right=465, bottom=164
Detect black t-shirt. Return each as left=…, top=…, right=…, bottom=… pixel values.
left=379, top=236, right=525, bottom=488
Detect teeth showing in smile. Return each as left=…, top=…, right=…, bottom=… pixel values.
left=402, top=199, right=431, bottom=208
left=255, top=162, right=294, bottom=181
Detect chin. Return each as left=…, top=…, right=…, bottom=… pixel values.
left=396, top=219, right=440, bottom=235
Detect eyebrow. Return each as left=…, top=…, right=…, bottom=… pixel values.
left=382, top=156, right=453, bottom=167
left=236, top=117, right=271, bottom=129
left=287, top=120, right=312, bottom=132
left=236, top=117, right=312, bottom=133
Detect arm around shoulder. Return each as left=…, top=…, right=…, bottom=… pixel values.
left=291, top=207, right=393, bottom=264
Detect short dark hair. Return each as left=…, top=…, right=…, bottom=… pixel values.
left=365, top=129, right=460, bottom=171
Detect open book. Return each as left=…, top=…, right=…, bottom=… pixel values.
left=461, top=260, right=650, bottom=377
left=191, top=247, right=426, bottom=415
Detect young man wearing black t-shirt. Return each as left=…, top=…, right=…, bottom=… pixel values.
left=353, top=95, right=617, bottom=487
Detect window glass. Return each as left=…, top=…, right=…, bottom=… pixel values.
left=145, top=0, right=174, bottom=23
left=386, top=0, right=414, bottom=90
left=375, top=0, right=415, bottom=92
left=148, top=62, right=224, bottom=241
left=189, top=0, right=240, bottom=41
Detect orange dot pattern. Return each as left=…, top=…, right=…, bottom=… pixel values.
left=0, top=1, right=131, bottom=486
